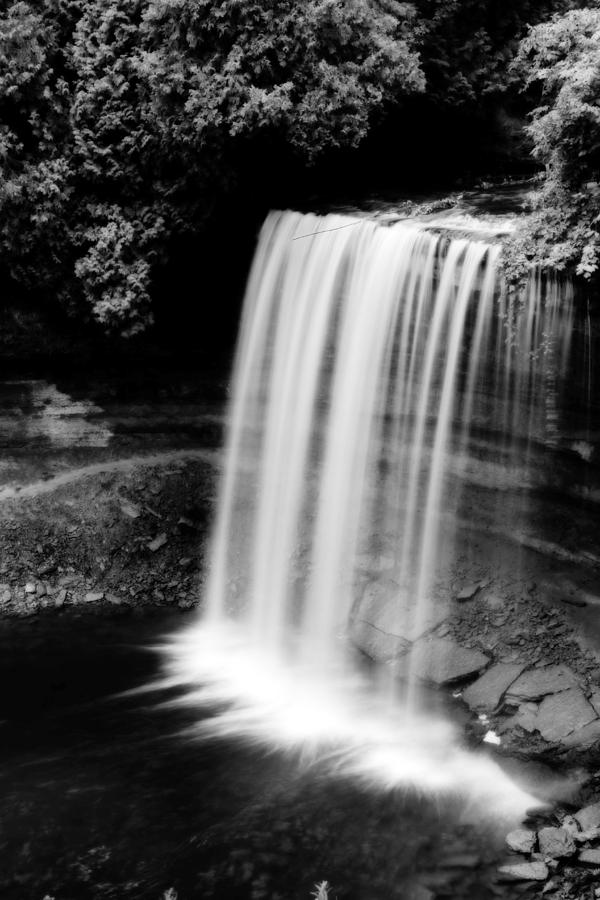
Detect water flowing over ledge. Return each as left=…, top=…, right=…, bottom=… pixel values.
left=162, top=210, right=575, bottom=820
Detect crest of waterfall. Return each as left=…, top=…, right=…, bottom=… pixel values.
left=162, top=210, right=574, bottom=817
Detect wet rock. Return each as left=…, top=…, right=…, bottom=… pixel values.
left=578, top=848, right=600, bottom=865
left=561, top=719, right=600, bottom=749
left=506, top=829, right=537, bottom=854
left=36, top=582, right=46, bottom=596
left=561, top=816, right=581, bottom=837
left=535, top=688, right=597, bottom=743
left=500, top=702, right=539, bottom=734
left=538, top=827, right=576, bottom=859
left=462, top=662, right=526, bottom=712
left=37, top=562, right=56, bottom=577
left=84, top=591, right=104, bottom=603
left=24, top=582, right=36, bottom=594
left=589, top=690, right=600, bottom=717
left=575, top=802, right=600, bottom=832
left=506, top=665, right=579, bottom=702
left=352, top=622, right=410, bottom=662
left=574, top=827, right=600, bottom=843
left=351, top=581, right=449, bottom=661
left=147, top=533, right=168, bottom=552
left=178, top=557, right=192, bottom=569
left=404, top=637, right=490, bottom=685
left=456, top=582, right=482, bottom=602
left=497, top=861, right=549, bottom=882
left=105, top=593, right=122, bottom=605
left=54, top=588, right=67, bottom=607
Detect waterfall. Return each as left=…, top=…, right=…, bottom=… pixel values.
left=162, top=210, right=574, bottom=816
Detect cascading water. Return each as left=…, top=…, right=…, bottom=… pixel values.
left=162, top=210, right=573, bottom=817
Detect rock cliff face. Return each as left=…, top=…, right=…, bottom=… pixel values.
left=326, top=198, right=600, bottom=764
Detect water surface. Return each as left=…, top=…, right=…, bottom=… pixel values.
left=0, top=608, right=523, bottom=900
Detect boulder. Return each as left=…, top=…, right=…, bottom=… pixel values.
left=352, top=621, right=410, bottom=662
left=575, top=827, right=600, bottom=843
left=462, top=663, right=526, bottom=712
left=537, top=827, right=576, bottom=859
left=578, top=848, right=600, bottom=866
left=455, top=582, right=482, bottom=602
left=575, top=802, right=600, bottom=832
left=350, top=580, right=449, bottom=661
left=506, top=829, right=536, bottom=854
left=561, top=719, right=600, bottom=749
left=497, top=862, right=548, bottom=882
left=499, top=702, right=539, bottom=734
left=561, top=816, right=581, bottom=837
left=534, top=689, right=597, bottom=743
left=403, top=637, right=489, bottom=686
left=505, top=665, right=579, bottom=702
left=148, top=533, right=168, bottom=552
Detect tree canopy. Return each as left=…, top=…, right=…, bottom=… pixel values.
left=0, top=0, right=424, bottom=334
left=507, top=7, right=600, bottom=282
left=1, top=0, right=598, bottom=334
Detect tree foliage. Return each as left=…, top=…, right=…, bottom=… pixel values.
left=413, top=0, right=578, bottom=108
left=3, top=0, right=597, bottom=327
left=0, top=0, right=424, bottom=333
left=507, top=8, right=600, bottom=282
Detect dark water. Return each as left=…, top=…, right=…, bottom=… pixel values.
left=0, top=608, right=517, bottom=900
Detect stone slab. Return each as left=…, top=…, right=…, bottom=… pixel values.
left=352, top=620, right=410, bottom=662
left=505, top=665, right=579, bottom=702
left=351, top=579, right=450, bottom=662
left=497, top=862, right=548, bottom=882
left=561, top=719, right=600, bottom=749
left=456, top=582, right=482, bottom=602
left=535, top=688, right=597, bottom=743
left=404, top=637, right=490, bottom=686
left=537, top=827, right=576, bottom=859
left=462, top=663, right=526, bottom=712
left=499, top=703, right=539, bottom=734
left=578, top=848, right=600, bottom=865
left=589, top=690, right=600, bottom=717
left=506, top=829, right=536, bottom=854
left=575, top=802, right=600, bottom=832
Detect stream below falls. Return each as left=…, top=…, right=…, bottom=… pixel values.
left=0, top=607, right=577, bottom=900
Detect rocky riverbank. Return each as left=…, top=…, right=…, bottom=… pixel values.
left=0, top=451, right=219, bottom=621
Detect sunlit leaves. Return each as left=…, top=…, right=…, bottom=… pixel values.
left=0, top=0, right=424, bottom=333
left=506, top=8, right=600, bottom=282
